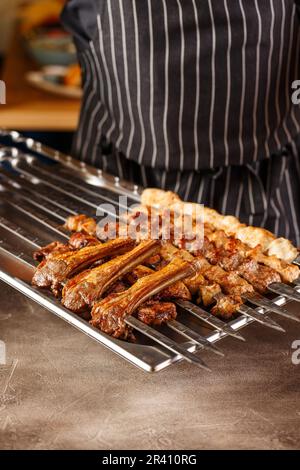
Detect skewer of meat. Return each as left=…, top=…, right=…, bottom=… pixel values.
left=203, top=226, right=299, bottom=283
left=62, top=214, right=296, bottom=324
left=141, top=188, right=299, bottom=262
left=65, top=208, right=299, bottom=284
left=62, top=215, right=281, bottom=321
left=61, top=240, right=161, bottom=313
left=90, top=257, right=202, bottom=340
left=32, top=237, right=135, bottom=295
left=160, top=242, right=285, bottom=329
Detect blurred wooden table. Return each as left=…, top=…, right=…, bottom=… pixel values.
left=0, top=28, right=80, bottom=131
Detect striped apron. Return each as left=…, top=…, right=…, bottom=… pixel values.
left=61, top=0, right=300, bottom=244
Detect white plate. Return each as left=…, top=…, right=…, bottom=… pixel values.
left=26, top=65, right=82, bottom=99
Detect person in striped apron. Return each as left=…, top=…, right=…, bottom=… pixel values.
left=61, top=0, right=300, bottom=245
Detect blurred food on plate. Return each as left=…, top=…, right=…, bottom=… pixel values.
left=20, top=0, right=76, bottom=67
left=26, top=64, right=82, bottom=99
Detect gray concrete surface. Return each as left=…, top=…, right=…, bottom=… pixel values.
left=0, top=281, right=300, bottom=450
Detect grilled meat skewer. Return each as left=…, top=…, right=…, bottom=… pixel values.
left=62, top=221, right=251, bottom=318
left=33, top=233, right=100, bottom=263
left=33, top=241, right=71, bottom=262
left=160, top=242, right=248, bottom=318
left=62, top=240, right=160, bottom=313
left=32, top=238, right=135, bottom=295
left=124, top=265, right=191, bottom=301
left=62, top=214, right=297, bottom=320
left=204, top=227, right=299, bottom=283
left=68, top=232, right=99, bottom=249
left=90, top=257, right=201, bottom=340
left=197, top=235, right=281, bottom=294
left=141, top=188, right=299, bottom=262
left=64, top=211, right=299, bottom=283
left=64, top=214, right=97, bottom=236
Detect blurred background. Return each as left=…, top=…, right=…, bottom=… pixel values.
left=0, top=0, right=80, bottom=153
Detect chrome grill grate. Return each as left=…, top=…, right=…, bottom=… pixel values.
left=0, top=130, right=300, bottom=372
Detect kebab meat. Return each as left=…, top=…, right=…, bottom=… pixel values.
left=61, top=240, right=160, bottom=313
left=141, top=188, right=299, bottom=262
left=31, top=184, right=300, bottom=342
left=90, top=257, right=201, bottom=340
left=32, top=237, right=135, bottom=295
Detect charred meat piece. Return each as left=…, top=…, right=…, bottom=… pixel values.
left=61, top=240, right=160, bottom=313
left=137, top=301, right=177, bottom=326
left=68, top=232, right=99, bottom=249
left=161, top=242, right=254, bottom=296
left=64, top=214, right=97, bottom=236
left=33, top=241, right=71, bottom=262
left=199, top=234, right=281, bottom=293
left=236, top=259, right=280, bottom=294
left=206, top=228, right=300, bottom=283
left=124, top=265, right=191, bottom=301
left=211, top=295, right=243, bottom=320
left=197, top=282, right=222, bottom=307
left=90, top=257, right=201, bottom=340
left=32, top=238, right=135, bottom=295
left=160, top=241, right=254, bottom=319
left=106, top=280, right=128, bottom=295
left=252, top=249, right=300, bottom=283
left=33, top=233, right=99, bottom=262
left=191, top=257, right=254, bottom=296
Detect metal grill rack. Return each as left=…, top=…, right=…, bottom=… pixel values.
left=0, top=129, right=300, bottom=372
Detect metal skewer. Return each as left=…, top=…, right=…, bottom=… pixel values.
left=175, top=299, right=245, bottom=341
left=237, top=304, right=285, bottom=332
left=125, top=316, right=211, bottom=371
left=268, top=282, right=300, bottom=303
left=167, top=320, right=224, bottom=357
left=293, top=255, right=300, bottom=267
left=243, top=292, right=300, bottom=323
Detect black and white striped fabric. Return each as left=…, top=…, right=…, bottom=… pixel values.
left=61, top=0, right=300, bottom=244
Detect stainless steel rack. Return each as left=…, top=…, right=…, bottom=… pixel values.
left=0, top=129, right=299, bottom=372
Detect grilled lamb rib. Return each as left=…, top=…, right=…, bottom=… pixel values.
left=32, top=238, right=135, bottom=295
left=33, top=233, right=99, bottom=262
left=124, top=265, right=191, bottom=301
left=62, top=240, right=160, bottom=313
left=33, top=241, right=71, bottom=262
left=90, top=257, right=201, bottom=340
